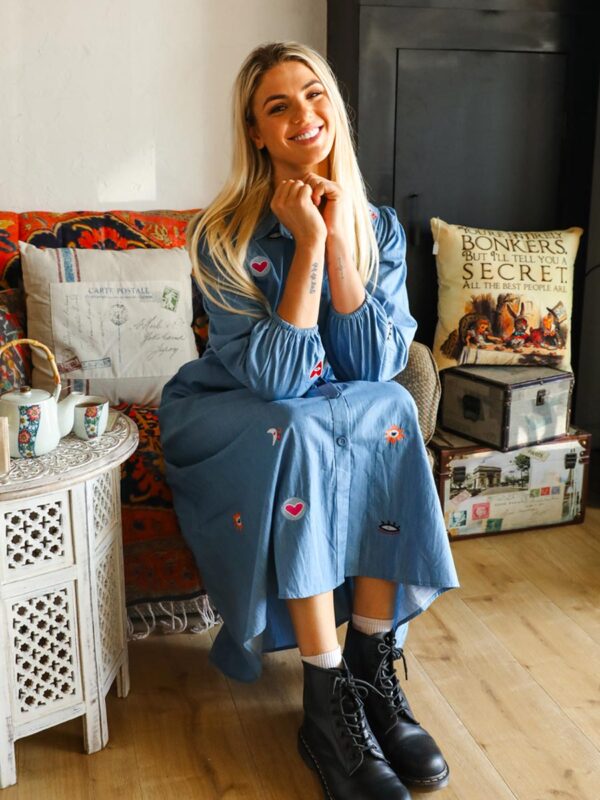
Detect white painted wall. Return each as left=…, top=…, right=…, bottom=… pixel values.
left=0, top=0, right=326, bottom=212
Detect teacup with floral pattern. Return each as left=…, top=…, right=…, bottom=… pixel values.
left=73, top=396, right=109, bottom=440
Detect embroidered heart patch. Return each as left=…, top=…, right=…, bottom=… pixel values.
left=310, top=361, right=323, bottom=378
left=250, top=257, right=271, bottom=277
left=281, top=497, right=307, bottom=521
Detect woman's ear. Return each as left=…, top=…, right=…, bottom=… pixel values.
left=248, top=124, right=265, bottom=150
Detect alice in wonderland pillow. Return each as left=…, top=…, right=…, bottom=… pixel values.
left=431, top=218, right=583, bottom=372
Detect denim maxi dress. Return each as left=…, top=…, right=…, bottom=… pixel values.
left=159, top=204, right=459, bottom=682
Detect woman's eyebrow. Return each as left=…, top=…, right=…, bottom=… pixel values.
left=262, top=79, right=322, bottom=108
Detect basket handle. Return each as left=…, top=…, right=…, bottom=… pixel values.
left=0, top=338, right=61, bottom=387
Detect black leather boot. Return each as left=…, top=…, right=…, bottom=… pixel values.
left=343, top=624, right=449, bottom=792
left=299, top=659, right=412, bottom=800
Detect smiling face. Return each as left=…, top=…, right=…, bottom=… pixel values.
left=247, top=59, right=335, bottom=183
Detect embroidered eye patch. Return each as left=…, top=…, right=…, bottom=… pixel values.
left=378, top=520, right=401, bottom=534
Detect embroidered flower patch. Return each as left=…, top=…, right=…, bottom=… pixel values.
left=232, top=512, right=243, bottom=531
left=384, top=425, right=405, bottom=444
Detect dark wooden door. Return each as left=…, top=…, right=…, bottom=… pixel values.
left=328, top=1, right=600, bottom=369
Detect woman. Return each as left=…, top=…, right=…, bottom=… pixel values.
left=159, top=41, right=459, bottom=800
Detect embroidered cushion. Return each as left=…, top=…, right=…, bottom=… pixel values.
left=19, top=242, right=198, bottom=405
left=431, top=217, right=583, bottom=372
left=11, top=209, right=208, bottom=357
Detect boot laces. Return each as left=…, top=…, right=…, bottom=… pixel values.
left=374, top=630, right=418, bottom=726
left=332, top=673, right=379, bottom=754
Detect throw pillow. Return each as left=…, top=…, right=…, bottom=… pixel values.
left=0, top=288, right=31, bottom=391
left=19, top=242, right=198, bottom=405
left=431, top=218, right=583, bottom=372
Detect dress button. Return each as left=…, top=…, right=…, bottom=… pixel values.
left=336, top=436, right=348, bottom=447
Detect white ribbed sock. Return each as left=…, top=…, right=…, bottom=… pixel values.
left=352, top=614, right=394, bottom=636
left=301, top=646, right=343, bottom=670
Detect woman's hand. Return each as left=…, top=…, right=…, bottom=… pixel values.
left=302, top=172, right=351, bottom=240
left=271, top=179, right=327, bottom=246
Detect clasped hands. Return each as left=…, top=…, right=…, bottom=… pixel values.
left=270, top=173, right=350, bottom=247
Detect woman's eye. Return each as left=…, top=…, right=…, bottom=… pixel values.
left=309, top=91, right=323, bottom=99
left=269, top=104, right=286, bottom=114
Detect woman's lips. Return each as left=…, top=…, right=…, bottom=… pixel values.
left=289, top=125, right=323, bottom=145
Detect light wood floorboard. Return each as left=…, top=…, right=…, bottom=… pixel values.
left=4, top=507, right=600, bottom=799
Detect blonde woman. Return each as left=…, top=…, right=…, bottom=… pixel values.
left=159, top=41, right=459, bottom=800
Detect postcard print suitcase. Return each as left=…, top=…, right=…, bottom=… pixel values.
left=440, top=365, right=573, bottom=450
left=428, top=426, right=591, bottom=539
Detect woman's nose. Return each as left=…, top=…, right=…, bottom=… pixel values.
left=292, top=100, right=312, bottom=124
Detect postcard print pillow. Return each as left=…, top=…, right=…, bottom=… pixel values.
left=431, top=218, right=583, bottom=372
left=19, top=242, right=197, bottom=406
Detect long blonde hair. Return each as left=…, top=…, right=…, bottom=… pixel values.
left=187, top=41, right=379, bottom=318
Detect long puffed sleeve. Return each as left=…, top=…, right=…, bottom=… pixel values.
left=322, top=206, right=418, bottom=382
left=201, top=241, right=326, bottom=402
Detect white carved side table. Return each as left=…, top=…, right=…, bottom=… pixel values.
left=0, top=412, right=138, bottom=788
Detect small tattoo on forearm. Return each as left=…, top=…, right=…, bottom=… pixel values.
left=308, top=261, right=319, bottom=294
left=336, top=256, right=345, bottom=280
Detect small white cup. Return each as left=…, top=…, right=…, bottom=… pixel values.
left=73, top=396, right=109, bottom=440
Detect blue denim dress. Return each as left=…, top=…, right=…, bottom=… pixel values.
left=159, top=204, right=459, bottom=682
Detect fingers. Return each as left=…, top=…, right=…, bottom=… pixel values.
left=276, top=179, right=311, bottom=205
left=303, top=172, right=338, bottom=206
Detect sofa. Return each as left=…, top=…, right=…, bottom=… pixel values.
left=0, top=207, right=441, bottom=637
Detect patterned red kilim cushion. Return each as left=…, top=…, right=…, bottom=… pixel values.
left=5, top=209, right=208, bottom=607
left=0, top=289, right=31, bottom=391
left=0, top=213, right=19, bottom=288
left=116, top=402, right=204, bottom=604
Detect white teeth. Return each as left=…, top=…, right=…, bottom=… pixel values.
left=292, top=127, right=320, bottom=141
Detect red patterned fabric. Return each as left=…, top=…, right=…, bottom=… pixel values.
left=0, top=289, right=31, bottom=391
left=0, top=213, right=19, bottom=290
left=1, top=208, right=208, bottom=606
left=116, top=402, right=204, bottom=603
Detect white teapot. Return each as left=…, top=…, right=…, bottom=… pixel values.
left=0, top=338, right=84, bottom=458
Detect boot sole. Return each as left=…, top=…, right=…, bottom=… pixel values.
left=298, top=731, right=338, bottom=800
left=400, top=762, right=450, bottom=792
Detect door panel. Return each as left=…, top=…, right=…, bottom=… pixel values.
left=393, top=49, right=567, bottom=344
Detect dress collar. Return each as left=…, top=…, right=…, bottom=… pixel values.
left=254, top=208, right=294, bottom=241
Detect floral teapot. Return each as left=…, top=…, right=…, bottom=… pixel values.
left=0, top=338, right=84, bottom=458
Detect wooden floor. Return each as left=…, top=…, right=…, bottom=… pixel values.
left=4, top=506, right=600, bottom=799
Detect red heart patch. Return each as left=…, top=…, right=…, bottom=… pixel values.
left=310, top=361, right=322, bottom=378
left=285, top=502, right=304, bottom=517
left=252, top=260, right=269, bottom=273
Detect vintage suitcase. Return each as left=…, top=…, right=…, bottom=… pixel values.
left=428, top=426, right=591, bottom=539
left=440, top=365, right=573, bottom=450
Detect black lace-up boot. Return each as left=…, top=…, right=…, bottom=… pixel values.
left=298, top=659, right=412, bottom=800
left=343, top=623, right=449, bottom=792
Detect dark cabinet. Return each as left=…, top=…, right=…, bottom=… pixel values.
left=327, top=0, right=600, bottom=380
